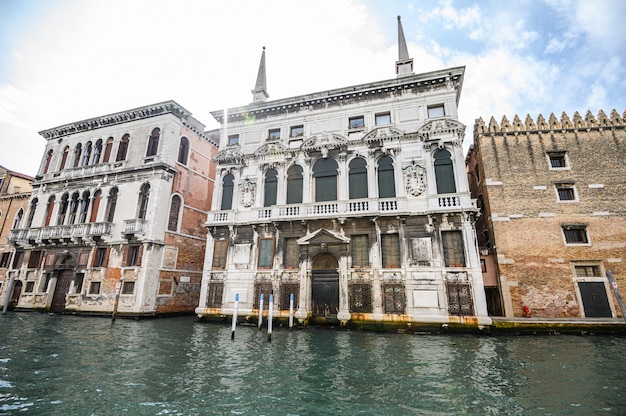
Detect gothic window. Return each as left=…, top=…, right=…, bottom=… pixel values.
left=137, top=184, right=150, bottom=220
left=351, top=234, right=369, bottom=267
left=377, top=156, right=396, bottom=198
left=313, top=158, right=338, bottom=202
left=82, top=141, right=92, bottom=166
left=57, top=193, right=69, bottom=225
left=59, top=146, right=70, bottom=170
left=284, top=238, right=299, bottom=268
left=105, top=188, right=118, bottom=223
left=168, top=195, right=182, bottom=231
left=264, top=169, right=278, bottom=207
left=78, top=191, right=90, bottom=223
left=26, top=198, right=38, bottom=228
left=146, top=128, right=160, bottom=157
left=93, top=139, right=103, bottom=164
left=44, top=196, right=55, bottom=226
left=116, top=134, right=129, bottom=161
left=12, top=208, right=23, bottom=229
left=90, top=191, right=101, bottom=223
left=212, top=240, right=228, bottom=269
left=103, top=137, right=113, bottom=163
left=381, top=233, right=400, bottom=268
left=68, top=192, right=80, bottom=224
left=349, top=158, right=368, bottom=199
left=220, top=174, right=234, bottom=210
left=178, top=137, right=189, bottom=165
left=73, top=143, right=82, bottom=167
left=43, top=150, right=53, bottom=174
left=442, top=230, right=465, bottom=267
left=258, top=238, right=274, bottom=268
left=286, top=165, right=303, bottom=204
left=434, top=149, right=456, bottom=194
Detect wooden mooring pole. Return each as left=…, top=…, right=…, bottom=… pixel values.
left=607, top=270, right=626, bottom=322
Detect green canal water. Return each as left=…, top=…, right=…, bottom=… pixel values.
left=1, top=313, right=625, bottom=415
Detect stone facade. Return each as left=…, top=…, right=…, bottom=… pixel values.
left=4, top=101, right=218, bottom=316
left=467, top=110, right=626, bottom=318
left=196, top=21, right=490, bottom=328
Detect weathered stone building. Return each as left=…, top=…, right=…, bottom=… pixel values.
left=0, top=166, right=34, bottom=309
left=6, top=101, right=218, bottom=316
left=467, top=110, right=626, bottom=318
left=196, top=18, right=490, bottom=329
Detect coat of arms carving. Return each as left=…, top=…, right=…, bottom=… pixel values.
left=239, top=178, right=256, bottom=207
left=403, top=164, right=427, bottom=196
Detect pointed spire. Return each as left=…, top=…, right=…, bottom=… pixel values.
left=251, top=46, right=269, bottom=103
left=395, top=16, right=414, bottom=77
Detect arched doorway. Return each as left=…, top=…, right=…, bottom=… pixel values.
left=50, top=254, right=76, bottom=313
left=311, top=253, right=339, bottom=317
left=9, top=280, right=22, bottom=309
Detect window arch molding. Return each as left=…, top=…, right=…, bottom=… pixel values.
left=433, top=147, right=457, bottom=194
left=263, top=169, right=278, bottom=207
left=137, top=183, right=151, bottom=219
left=286, top=164, right=303, bottom=204
left=348, top=157, right=368, bottom=199
left=177, top=137, right=190, bottom=165
left=377, top=155, right=396, bottom=198
left=220, top=173, right=235, bottom=210
left=168, top=194, right=183, bottom=232
left=146, top=127, right=160, bottom=157
left=312, top=157, right=338, bottom=202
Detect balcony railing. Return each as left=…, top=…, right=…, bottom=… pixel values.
left=207, top=194, right=476, bottom=226
left=8, top=222, right=112, bottom=245
left=123, top=218, right=147, bottom=236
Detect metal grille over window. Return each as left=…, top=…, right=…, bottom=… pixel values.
left=382, top=284, right=405, bottom=313
left=446, top=282, right=474, bottom=316
left=206, top=282, right=224, bottom=308
left=349, top=283, right=372, bottom=313
left=280, top=283, right=299, bottom=309
left=254, top=283, right=273, bottom=308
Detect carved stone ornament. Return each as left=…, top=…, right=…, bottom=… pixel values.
left=239, top=177, right=256, bottom=207
left=403, top=163, right=427, bottom=196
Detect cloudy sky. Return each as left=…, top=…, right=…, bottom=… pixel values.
left=1, top=0, right=624, bottom=176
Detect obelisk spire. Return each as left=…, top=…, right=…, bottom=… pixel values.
left=252, top=46, right=269, bottom=103
left=395, top=16, right=414, bottom=76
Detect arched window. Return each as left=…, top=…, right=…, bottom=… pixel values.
left=78, top=191, right=90, bottom=223
left=220, top=174, right=234, bottom=210
left=90, top=190, right=101, bottom=223
left=57, top=193, right=69, bottom=224
left=105, top=188, right=118, bottom=222
left=178, top=137, right=189, bottom=165
left=349, top=157, right=368, bottom=199
left=12, top=208, right=23, bottom=229
left=43, top=150, right=53, bottom=174
left=137, top=184, right=150, bottom=219
left=116, top=134, right=129, bottom=161
left=377, top=156, right=396, bottom=198
left=313, top=158, right=338, bottom=202
left=103, top=137, right=113, bottom=163
left=73, top=143, right=82, bottom=167
left=26, top=198, right=38, bottom=227
left=264, top=169, right=278, bottom=207
left=146, top=128, right=160, bottom=156
left=434, top=149, right=456, bottom=194
left=93, top=139, right=103, bottom=164
left=59, top=146, right=70, bottom=170
left=44, top=196, right=55, bottom=226
left=168, top=195, right=182, bottom=231
left=82, top=142, right=92, bottom=166
left=68, top=192, right=80, bottom=224
left=286, top=165, right=303, bottom=204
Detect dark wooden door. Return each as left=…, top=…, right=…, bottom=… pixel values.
left=50, top=270, right=73, bottom=313
left=579, top=282, right=611, bottom=317
left=312, top=271, right=339, bottom=316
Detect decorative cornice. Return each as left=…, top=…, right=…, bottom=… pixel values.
left=418, top=118, right=466, bottom=141
left=301, top=133, right=347, bottom=153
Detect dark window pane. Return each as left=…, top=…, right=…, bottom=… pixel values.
left=264, top=170, right=278, bottom=207
left=434, top=149, right=456, bottom=194
left=442, top=230, right=465, bottom=267
left=351, top=235, right=369, bottom=267
left=258, top=239, right=274, bottom=268
left=381, top=234, right=400, bottom=268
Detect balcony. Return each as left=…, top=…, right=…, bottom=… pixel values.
left=122, top=218, right=147, bottom=239
left=206, top=194, right=476, bottom=226
left=9, top=222, right=112, bottom=246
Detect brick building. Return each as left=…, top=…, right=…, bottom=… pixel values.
left=467, top=110, right=626, bottom=318
left=5, top=101, right=218, bottom=316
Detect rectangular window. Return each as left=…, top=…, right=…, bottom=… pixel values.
left=206, top=282, right=224, bottom=308
left=351, top=235, right=369, bottom=267
left=375, top=113, right=391, bottom=126
left=349, top=284, right=372, bottom=313
left=228, top=134, right=239, bottom=146
left=258, top=238, right=274, bottom=268
left=383, top=284, right=405, bottom=313
left=0, top=252, right=10, bottom=268
left=428, top=104, right=445, bottom=118
left=442, top=230, right=466, bottom=267
left=212, top=240, right=228, bottom=269
left=284, top=238, right=299, bottom=268
left=349, top=116, right=365, bottom=129
left=74, top=273, right=84, bottom=293
left=268, top=128, right=281, bottom=140
left=89, top=281, right=101, bottom=294
left=562, top=225, right=589, bottom=244
left=27, top=250, right=42, bottom=269
left=290, top=125, right=304, bottom=138
left=12, top=251, right=24, bottom=269
left=126, top=245, right=141, bottom=266
left=280, top=283, right=299, bottom=310
left=548, top=151, right=568, bottom=169
left=574, top=265, right=601, bottom=277
left=25, top=281, right=35, bottom=293
left=93, top=247, right=108, bottom=267
left=122, top=281, right=135, bottom=295
left=253, top=282, right=273, bottom=309
left=381, top=234, right=400, bottom=268
left=556, top=184, right=576, bottom=201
